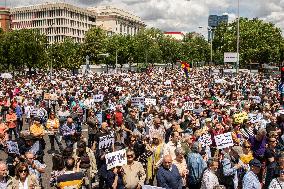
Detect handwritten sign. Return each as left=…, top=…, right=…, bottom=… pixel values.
left=6, top=141, right=20, bottom=155
left=94, top=94, right=104, bottom=102
left=248, top=113, right=262, bottom=123
left=183, top=101, right=194, bottom=111
left=99, top=132, right=115, bottom=149
left=131, top=97, right=145, bottom=106
left=233, top=112, right=248, bottom=124
left=43, top=93, right=50, bottom=100
left=105, top=149, right=127, bottom=170
left=164, top=80, right=171, bottom=85
left=198, top=134, right=212, bottom=147
left=145, top=98, right=157, bottom=106
left=116, top=86, right=123, bottom=92
left=214, top=132, right=234, bottom=149
left=251, top=96, right=261, bottom=104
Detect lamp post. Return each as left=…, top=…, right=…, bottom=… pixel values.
left=236, top=0, right=240, bottom=74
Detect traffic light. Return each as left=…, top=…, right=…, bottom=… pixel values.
left=281, top=67, right=284, bottom=82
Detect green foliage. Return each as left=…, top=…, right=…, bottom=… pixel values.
left=213, top=18, right=283, bottom=66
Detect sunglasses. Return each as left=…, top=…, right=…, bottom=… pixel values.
left=244, top=146, right=251, bottom=148
left=269, top=140, right=277, bottom=143
left=280, top=170, right=284, bottom=175
left=19, top=169, right=28, bottom=173
left=127, top=155, right=133, bottom=158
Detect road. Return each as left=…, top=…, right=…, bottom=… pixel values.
left=0, top=121, right=89, bottom=188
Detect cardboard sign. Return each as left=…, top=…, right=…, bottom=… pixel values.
left=99, top=132, right=115, bottom=149
left=94, top=94, right=104, bottom=102
left=105, top=149, right=127, bottom=170
left=183, top=101, right=194, bottom=111
left=145, top=98, right=157, bottom=106
left=214, top=132, right=234, bottom=149
left=198, top=134, right=212, bottom=147
left=131, top=97, right=145, bottom=106
left=43, top=93, right=50, bottom=100
left=6, top=141, right=20, bottom=155
left=233, top=112, right=248, bottom=124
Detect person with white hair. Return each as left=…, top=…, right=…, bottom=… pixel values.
left=0, top=161, right=11, bottom=188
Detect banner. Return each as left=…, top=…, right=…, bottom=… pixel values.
left=214, top=132, right=234, bottom=149
left=99, top=132, right=115, bottom=149
left=145, top=98, right=157, bottom=106
left=131, top=97, right=145, bottom=106
left=94, top=94, right=104, bottom=102
left=6, top=141, right=20, bottom=155
left=198, top=134, right=212, bottom=147
left=105, top=149, right=127, bottom=170
left=183, top=101, right=194, bottom=111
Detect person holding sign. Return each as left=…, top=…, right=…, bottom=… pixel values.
left=46, top=112, right=63, bottom=153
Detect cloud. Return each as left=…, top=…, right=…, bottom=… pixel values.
left=7, top=0, right=284, bottom=35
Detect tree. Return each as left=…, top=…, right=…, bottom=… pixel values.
left=213, top=18, right=283, bottom=66
left=83, top=27, right=108, bottom=64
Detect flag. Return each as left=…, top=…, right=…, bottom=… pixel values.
left=179, top=60, right=190, bottom=78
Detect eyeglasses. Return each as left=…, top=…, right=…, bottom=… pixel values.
left=127, top=155, right=133, bottom=158
left=19, top=169, right=28, bottom=173
left=269, top=140, right=277, bottom=143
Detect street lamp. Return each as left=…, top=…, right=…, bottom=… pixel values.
left=236, top=0, right=240, bottom=74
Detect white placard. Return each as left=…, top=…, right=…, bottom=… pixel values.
left=248, top=113, right=262, bottom=123
left=6, top=141, right=20, bottom=155
left=105, top=149, right=127, bottom=170
left=198, top=134, right=212, bottom=147
left=183, top=101, right=194, bottom=111
left=145, top=98, right=157, bottom=106
left=116, top=86, right=123, bottom=92
left=94, top=94, right=104, bottom=102
left=164, top=80, right=171, bottom=85
left=224, top=52, right=238, bottom=63
left=214, top=132, right=234, bottom=149
left=131, top=97, right=145, bottom=106
left=99, top=132, right=115, bottom=149
left=142, top=186, right=165, bottom=189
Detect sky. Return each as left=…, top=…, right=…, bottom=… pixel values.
left=2, top=0, right=284, bottom=36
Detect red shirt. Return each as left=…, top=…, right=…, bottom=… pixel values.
left=114, top=111, right=123, bottom=126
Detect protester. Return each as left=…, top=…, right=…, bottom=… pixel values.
left=201, top=158, right=219, bottom=189
left=242, top=159, right=262, bottom=189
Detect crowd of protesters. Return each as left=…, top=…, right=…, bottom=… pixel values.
left=0, top=66, right=283, bottom=189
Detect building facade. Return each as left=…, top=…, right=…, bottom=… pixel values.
left=208, top=14, right=228, bottom=41
left=88, top=6, right=146, bottom=36
left=10, top=2, right=97, bottom=43
left=0, top=7, right=11, bottom=31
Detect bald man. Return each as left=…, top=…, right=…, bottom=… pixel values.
left=156, top=155, right=183, bottom=189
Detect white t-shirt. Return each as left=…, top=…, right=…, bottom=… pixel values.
left=19, top=179, right=28, bottom=189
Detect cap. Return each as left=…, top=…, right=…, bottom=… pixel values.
left=249, top=159, right=262, bottom=167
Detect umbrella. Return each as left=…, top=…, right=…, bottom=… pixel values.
left=1, top=73, right=12, bottom=79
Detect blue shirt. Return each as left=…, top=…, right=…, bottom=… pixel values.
left=242, top=171, right=261, bottom=189
left=60, top=123, right=76, bottom=136
left=15, top=105, right=23, bottom=118
left=157, top=164, right=183, bottom=189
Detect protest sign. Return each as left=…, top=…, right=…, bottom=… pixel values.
left=116, top=86, right=123, bottom=92
left=145, top=98, right=157, bottom=106
left=6, top=141, right=20, bottom=155
left=248, top=113, right=262, bottom=123
left=43, top=93, right=50, bottom=100
left=105, top=149, right=127, bottom=170
left=164, top=80, right=171, bottom=85
left=131, top=97, right=145, bottom=106
left=183, top=101, right=194, bottom=111
left=198, top=134, right=212, bottom=147
left=142, top=186, right=165, bottom=189
left=214, top=132, right=234, bottom=149
left=99, top=132, right=115, bottom=149
left=94, top=94, right=104, bottom=102
left=233, top=112, right=248, bottom=124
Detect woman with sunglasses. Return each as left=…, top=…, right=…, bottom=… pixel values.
left=240, top=140, right=253, bottom=165
left=9, top=162, right=40, bottom=189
